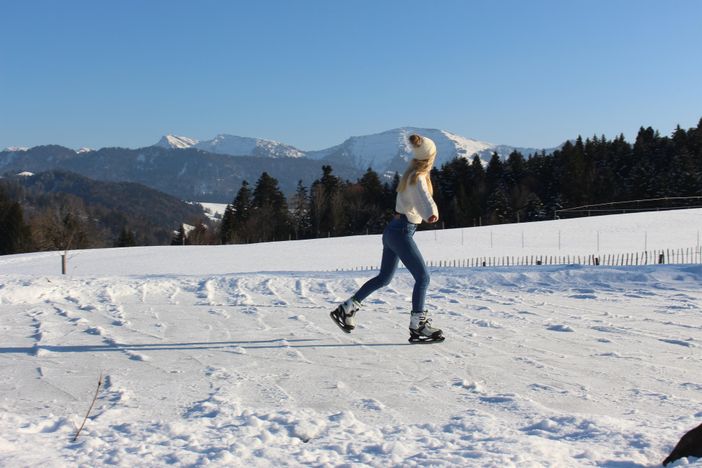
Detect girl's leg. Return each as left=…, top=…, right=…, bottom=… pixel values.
left=401, top=241, right=430, bottom=311
left=353, top=245, right=399, bottom=303
left=385, top=227, right=430, bottom=311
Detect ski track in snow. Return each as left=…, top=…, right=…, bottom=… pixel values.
left=0, top=268, right=701, bottom=466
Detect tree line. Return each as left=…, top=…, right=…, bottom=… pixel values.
left=215, top=118, right=702, bottom=245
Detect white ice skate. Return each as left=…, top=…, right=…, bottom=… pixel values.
left=330, top=297, right=361, bottom=333
left=409, top=311, right=445, bottom=344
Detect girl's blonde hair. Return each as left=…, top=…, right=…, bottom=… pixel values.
left=397, top=135, right=435, bottom=194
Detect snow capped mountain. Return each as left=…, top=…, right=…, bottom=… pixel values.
left=306, top=127, right=495, bottom=173
left=156, top=134, right=200, bottom=149
left=3, top=129, right=560, bottom=192
left=150, top=128, right=556, bottom=173
left=5, top=146, right=94, bottom=154
left=193, top=134, right=305, bottom=159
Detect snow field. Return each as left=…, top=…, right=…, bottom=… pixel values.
left=1, top=264, right=701, bottom=466
left=3, top=209, right=702, bottom=278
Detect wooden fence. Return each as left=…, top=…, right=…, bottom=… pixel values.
left=335, top=246, right=702, bottom=272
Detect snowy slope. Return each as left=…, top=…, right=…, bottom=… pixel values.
left=196, top=202, right=229, bottom=221
left=304, top=128, right=493, bottom=173
left=155, top=134, right=200, bottom=149
left=194, top=134, right=305, bottom=159
left=2, top=208, right=700, bottom=276
left=3, top=146, right=30, bottom=152
left=1, top=210, right=701, bottom=467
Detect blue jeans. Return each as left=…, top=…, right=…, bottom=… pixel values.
left=353, top=215, right=430, bottom=312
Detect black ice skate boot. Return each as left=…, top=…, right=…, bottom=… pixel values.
left=409, top=311, right=445, bottom=343
left=330, top=297, right=361, bottom=333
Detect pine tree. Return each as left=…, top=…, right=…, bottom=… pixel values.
left=383, top=173, right=401, bottom=212
left=0, top=193, right=32, bottom=255
left=435, top=160, right=458, bottom=228
left=557, top=136, right=589, bottom=206
left=504, top=150, right=536, bottom=222
left=115, top=227, right=136, bottom=247
left=358, top=168, right=386, bottom=233
left=468, top=155, right=486, bottom=224
left=359, top=168, right=383, bottom=202
left=486, top=187, right=512, bottom=224
left=250, top=172, right=290, bottom=242
left=524, top=193, right=547, bottom=221
left=628, top=157, right=658, bottom=199
left=290, top=180, right=311, bottom=240
left=485, top=153, right=505, bottom=196
left=231, top=180, right=252, bottom=243
left=505, top=151, right=526, bottom=187
left=310, top=165, right=343, bottom=237
left=484, top=152, right=510, bottom=222
left=219, top=203, right=236, bottom=244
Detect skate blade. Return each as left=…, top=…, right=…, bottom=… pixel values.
left=408, top=334, right=445, bottom=344
left=330, top=310, right=353, bottom=334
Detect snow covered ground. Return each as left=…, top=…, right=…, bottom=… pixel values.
left=1, top=210, right=701, bottom=467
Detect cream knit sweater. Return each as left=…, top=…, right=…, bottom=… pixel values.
left=395, top=175, right=439, bottom=224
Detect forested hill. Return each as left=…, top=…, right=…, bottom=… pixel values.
left=0, top=171, right=207, bottom=251
left=432, top=120, right=702, bottom=228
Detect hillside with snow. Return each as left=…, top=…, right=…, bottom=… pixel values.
left=194, top=134, right=305, bottom=159
left=1, top=210, right=701, bottom=467
left=156, top=135, right=200, bottom=149
left=156, top=134, right=306, bottom=159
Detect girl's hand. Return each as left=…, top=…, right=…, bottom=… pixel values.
left=427, top=215, right=438, bottom=224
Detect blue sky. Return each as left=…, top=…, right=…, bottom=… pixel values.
left=1, top=0, right=701, bottom=151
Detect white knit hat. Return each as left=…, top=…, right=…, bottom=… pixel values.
left=411, top=135, right=437, bottom=161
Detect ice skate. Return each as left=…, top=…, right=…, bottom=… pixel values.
left=408, top=311, right=444, bottom=343
left=330, top=297, right=361, bottom=333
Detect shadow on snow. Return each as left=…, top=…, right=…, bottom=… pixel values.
left=1, top=338, right=414, bottom=355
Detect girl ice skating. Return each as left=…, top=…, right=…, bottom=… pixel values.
left=330, top=134, right=444, bottom=343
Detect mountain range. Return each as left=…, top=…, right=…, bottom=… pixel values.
left=154, top=127, right=553, bottom=174
left=2, top=128, right=559, bottom=202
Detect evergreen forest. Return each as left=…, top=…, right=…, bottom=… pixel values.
left=219, top=120, right=702, bottom=244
